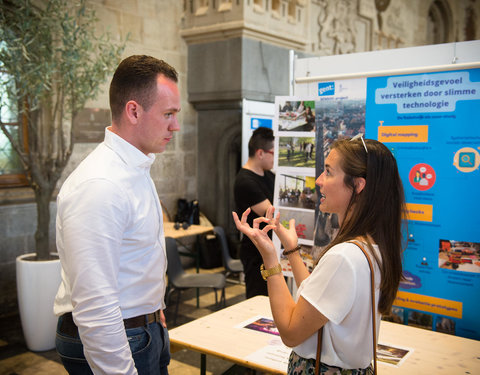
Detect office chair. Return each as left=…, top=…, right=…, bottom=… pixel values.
left=165, top=237, right=226, bottom=325
left=213, top=226, right=244, bottom=282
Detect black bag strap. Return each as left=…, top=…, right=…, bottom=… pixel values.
left=315, top=240, right=377, bottom=375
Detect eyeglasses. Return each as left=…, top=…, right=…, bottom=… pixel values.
left=350, top=133, right=368, bottom=154
left=263, top=149, right=274, bottom=155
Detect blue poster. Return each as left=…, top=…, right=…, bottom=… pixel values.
left=275, top=69, right=480, bottom=339
left=365, top=68, right=480, bottom=340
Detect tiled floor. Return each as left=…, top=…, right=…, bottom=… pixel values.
left=0, top=267, right=267, bottom=375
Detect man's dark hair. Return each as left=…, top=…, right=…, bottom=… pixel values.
left=248, top=127, right=274, bottom=157
left=109, top=55, right=178, bottom=122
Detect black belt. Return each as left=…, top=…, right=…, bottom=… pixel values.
left=59, top=310, right=162, bottom=337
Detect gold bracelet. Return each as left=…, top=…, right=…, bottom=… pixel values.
left=282, top=245, right=301, bottom=256
left=260, top=263, right=282, bottom=281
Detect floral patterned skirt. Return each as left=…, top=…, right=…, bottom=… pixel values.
left=288, top=351, right=374, bottom=375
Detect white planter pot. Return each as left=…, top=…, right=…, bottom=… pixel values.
left=16, top=253, right=61, bottom=351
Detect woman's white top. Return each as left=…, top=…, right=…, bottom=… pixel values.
left=293, top=241, right=382, bottom=369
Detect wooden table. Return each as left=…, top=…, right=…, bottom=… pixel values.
left=170, top=296, right=285, bottom=374
left=169, top=296, right=480, bottom=375
left=378, top=320, right=480, bottom=374
left=164, top=222, right=214, bottom=270
left=164, top=222, right=214, bottom=239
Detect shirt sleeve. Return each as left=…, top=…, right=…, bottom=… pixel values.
left=234, top=172, right=269, bottom=212
left=58, top=178, right=137, bottom=375
left=299, top=244, right=358, bottom=325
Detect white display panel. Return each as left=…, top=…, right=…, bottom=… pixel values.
left=241, top=99, right=275, bottom=167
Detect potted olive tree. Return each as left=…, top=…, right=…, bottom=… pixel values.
left=0, top=0, right=125, bottom=350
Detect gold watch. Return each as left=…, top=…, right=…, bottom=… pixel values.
left=260, top=263, right=282, bottom=281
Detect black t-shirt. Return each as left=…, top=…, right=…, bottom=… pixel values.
left=234, top=168, right=275, bottom=245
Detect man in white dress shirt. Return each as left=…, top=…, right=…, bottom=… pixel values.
left=54, top=55, right=181, bottom=375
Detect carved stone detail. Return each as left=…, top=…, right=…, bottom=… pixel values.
left=317, top=0, right=358, bottom=55
left=181, top=0, right=307, bottom=50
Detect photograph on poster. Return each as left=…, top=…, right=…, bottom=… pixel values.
left=313, top=212, right=340, bottom=248
left=315, top=99, right=366, bottom=157
left=436, top=316, right=456, bottom=335
left=278, top=174, right=317, bottom=210
left=280, top=244, right=319, bottom=275
left=278, top=208, right=315, bottom=240
left=383, top=306, right=405, bottom=324
left=278, top=136, right=315, bottom=168
left=408, top=310, right=433, bottom=330
left=278, top=100, right=316, bottom=132
left=438, top=239, right=480, bottom=273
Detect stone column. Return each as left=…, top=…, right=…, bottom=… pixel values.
left=182, top=1, right=309, bottom=239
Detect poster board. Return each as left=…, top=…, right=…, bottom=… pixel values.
left=271, top=41, right=480, bottom=340
left=242, top=99, right=275, bottom=166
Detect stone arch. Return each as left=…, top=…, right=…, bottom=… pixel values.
left=427, top=0, right=453, bottom=44
left=464, top=0, right=476, bottom=40
left=216, top=122, right=242, bottom=238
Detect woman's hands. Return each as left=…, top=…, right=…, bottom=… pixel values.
left=232, top=208, right=277, bottom=265
left=232, top=207, right=300, bottom=265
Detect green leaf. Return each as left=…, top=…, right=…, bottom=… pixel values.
left=0, top=0, right=126, bottom=258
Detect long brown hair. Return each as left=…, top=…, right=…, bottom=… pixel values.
left=321, top=138, right=406, bottom=314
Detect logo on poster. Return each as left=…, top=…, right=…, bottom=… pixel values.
left=250, top=117, right=272, bottom=130
left=459, top=152, right=475, bottom=167
left=318, top=82, right=335, bottom=96
left=453, top=147, right=480, bottom=172
left=409, top=163, right=436, bottom=191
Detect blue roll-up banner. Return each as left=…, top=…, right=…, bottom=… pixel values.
left=366, top=68, right=480, bottom=340
left=274, top=67, right=480, bottom=340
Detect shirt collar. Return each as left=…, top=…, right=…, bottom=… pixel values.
left=104, top=127, right=156, bottom=169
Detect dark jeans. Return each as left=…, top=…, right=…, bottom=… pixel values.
left=55, top=315, right=170, bottom=375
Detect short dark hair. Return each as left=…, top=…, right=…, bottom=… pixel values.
left=109, top=55, right=178, bottom=122
left=248, top=127, right=274, bottom=157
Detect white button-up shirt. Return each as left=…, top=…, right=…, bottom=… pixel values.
left=54, top=128, right=167, bottom=374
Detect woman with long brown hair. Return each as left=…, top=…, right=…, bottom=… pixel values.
left=233, top=137, right=406, bottom=374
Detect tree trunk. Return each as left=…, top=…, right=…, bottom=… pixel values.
left=34, top=186, right=55, bottom=261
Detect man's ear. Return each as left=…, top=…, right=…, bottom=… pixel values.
left=354, top=177, right=366, bottom=194
left=125, top=100, right=140, bottom=124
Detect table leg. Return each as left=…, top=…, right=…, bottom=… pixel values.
left=200, top=353, right=206, bottom=375
left=195, top=235, right=200, bottom=308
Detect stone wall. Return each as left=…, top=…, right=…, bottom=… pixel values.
left=79, top=0, right=197, bottom=217
left=0, top=0, right=194, bottom=317
left=181, top=0, right=479, bottom=55
left=0, top=203, right=57, bottom=316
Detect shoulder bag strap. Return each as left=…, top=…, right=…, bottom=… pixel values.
left=350, top=240, right=378, bottom=375
left=315, top=327, right=322, bottom=374
left=315, top=240, right=377, bottom=375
